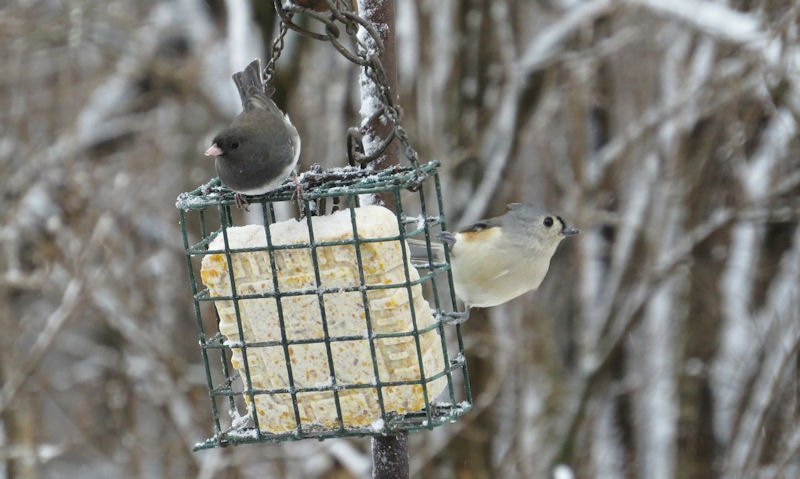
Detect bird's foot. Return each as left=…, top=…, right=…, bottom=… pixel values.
left=441, top=311, right=470, bottom=325
left=291, top=172, right=304, bottom=200
left=234, top=193, right=250, bottom=211
left=291, top=171, right=304, bottom=213
left=438, top=231, right=457, bottom=246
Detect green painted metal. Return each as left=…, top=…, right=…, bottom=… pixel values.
left=177, top=161, right=472, bottom=450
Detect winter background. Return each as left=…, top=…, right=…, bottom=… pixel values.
left=2, top=0, right=800, bottom=478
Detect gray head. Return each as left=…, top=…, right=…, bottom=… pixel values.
left=503, top=203, right=579, bottom=247
left=204, top=100, right=300, bottom=194
left=206, top=123, right=263, bottom=164
left=205, top=94, right=298, bottom=164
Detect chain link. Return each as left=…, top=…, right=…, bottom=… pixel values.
left=262, top=20, right=291, bottom=86
left=270, top=0, right=421, bottom=171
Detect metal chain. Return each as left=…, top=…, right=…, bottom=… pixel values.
left=263, top=19, right=291, bottom=86
left=272, top=0, right=421, bottom=170
left=361, top=57, right=420, bottom=167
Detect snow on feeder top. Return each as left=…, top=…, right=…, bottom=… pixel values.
left=177, top=164, right=471, bottom=448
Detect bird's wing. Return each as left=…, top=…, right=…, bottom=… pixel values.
left=458, top=216, right=503, bottom=233
left=490, top=269, right=511, bottom=281
left=243, top=88, right=280, bottom=114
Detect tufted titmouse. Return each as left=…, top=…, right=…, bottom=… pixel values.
left=205, top=59, right=301, bottom=207
left=411, top=204, right=579, bottom=308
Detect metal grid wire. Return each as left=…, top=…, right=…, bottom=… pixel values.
left=177, top=162, right=472, bottom=449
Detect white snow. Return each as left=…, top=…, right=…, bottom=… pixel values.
left=206, top=205, right=399, bottom=251
left=632, top=0, right=766, bottom=46
left=357, top=0, right=386, bottom=158
left=229, top=409, right=250, bottom=429
left=552, top=464, right=575, bottom=479
left=518, top=0, right=612, bottom=74
left=314, top=376, right=334, bottom=389
left=370, top=417, right=385, bottom=432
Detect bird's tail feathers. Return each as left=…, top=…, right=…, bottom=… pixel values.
left=407, top=237, right=446, bottom=267
left=233, top=59, right=265, bottom=109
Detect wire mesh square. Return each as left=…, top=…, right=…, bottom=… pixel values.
left=177, top=162, right=472, bottom=449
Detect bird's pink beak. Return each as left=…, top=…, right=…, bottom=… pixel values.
left=205, top=143, right=223, bottom=157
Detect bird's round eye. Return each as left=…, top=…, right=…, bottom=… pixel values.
left=543, top=216, right=554, bottom=227
left=231, top=142, right=240, bottom=149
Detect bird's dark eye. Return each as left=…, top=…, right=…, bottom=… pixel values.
left=231, top=142, right=240, bottom=149
left=543, top=216, right=554, bottom=227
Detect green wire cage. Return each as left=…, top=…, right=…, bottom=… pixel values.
left=176, top=162, right=472, bottom=449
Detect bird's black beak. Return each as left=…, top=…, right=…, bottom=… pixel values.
left=205, top=143, right=223, bottom=157
left=562, top=226, right=580, bottom=236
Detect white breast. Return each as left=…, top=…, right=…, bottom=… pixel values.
left=450, top=231, right=555, bottom=307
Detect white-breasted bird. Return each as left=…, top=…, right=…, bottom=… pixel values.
left=204, top=59, right=301, bottom=208
left=411, top=204, right=579, bottom=308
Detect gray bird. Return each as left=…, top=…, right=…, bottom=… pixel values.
left=411, top=204, right=579, bottom=308
left=205, top=59, right=300, bottom=206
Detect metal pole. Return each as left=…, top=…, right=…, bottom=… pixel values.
left=358, top=1, right=409, bottom=477
left=372, top=434, right=409, bottom=479
left=361, top=0, right=400, bottom=169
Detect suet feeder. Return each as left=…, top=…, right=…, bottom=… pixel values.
left=176, top=162, right=472, bottom=449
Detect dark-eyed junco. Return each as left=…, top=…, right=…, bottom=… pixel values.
left=205, top=59, right=300, bottom=206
